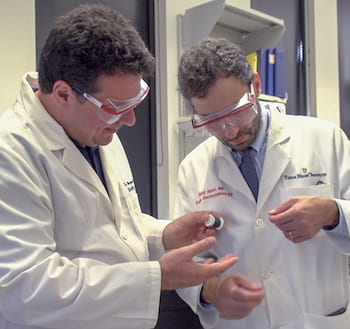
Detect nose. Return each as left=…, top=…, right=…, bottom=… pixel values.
left=223, top=123, right=240, bottom=138
left=118, top=109, right=136, bottom=127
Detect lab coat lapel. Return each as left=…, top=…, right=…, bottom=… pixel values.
left=61, top=143, right=110, bottom=201
left=215, top=110, right=292, bottom=205
left=215, top=143, right=256, bottom=202
left=99, top=143, right=123, bottom=230
left=24, top=82, right=111, bottom=206
left=258, top=111, right=291, bottom=208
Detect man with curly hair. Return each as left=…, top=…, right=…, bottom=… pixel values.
left=0, top=6, right=238, bottom=329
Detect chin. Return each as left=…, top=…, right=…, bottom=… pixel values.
left=222, top=138, right=249, bottom=151
left=93, top=134, right=114, bottom=146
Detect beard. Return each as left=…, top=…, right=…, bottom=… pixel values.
left=220, top=108, right=261, bottom=151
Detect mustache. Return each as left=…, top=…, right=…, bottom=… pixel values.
left=223, top=128, right=254, bottom=141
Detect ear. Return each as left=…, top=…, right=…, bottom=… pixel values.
left=52, top=80, right=75, bottom=105
left=251, top=72, right=262, bottom=97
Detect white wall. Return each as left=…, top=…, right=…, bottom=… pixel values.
left=0, top=0, right=36, bottom=112
left=313, top=0, right=339, bottom=123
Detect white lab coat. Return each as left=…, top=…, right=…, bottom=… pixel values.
left=0, top=73, right=170, bottom=329
left=174, top=108, right=350, bottom=329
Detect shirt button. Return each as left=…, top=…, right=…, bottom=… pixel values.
left=256, top=218, right=264, bottom=227
left=260, top=270, right=271, bottom=279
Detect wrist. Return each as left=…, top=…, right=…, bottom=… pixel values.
left=323, top=218, right=339, bottom=230
left=323, top=200, right=340, bottom=230
left=201, top=278, right=219, bottom=305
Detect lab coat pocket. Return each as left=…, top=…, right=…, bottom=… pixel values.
left=304, top=306, right=350, bottom=329
left=280, top=184, right=333, bottom=202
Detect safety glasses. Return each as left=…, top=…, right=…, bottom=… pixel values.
left=73, top=79, right=150, bottom=124
left=191, top=84, right=257, bottom=130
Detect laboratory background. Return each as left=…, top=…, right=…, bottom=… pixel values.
left=0, top=0, right=349, bottom=327
left=2, top=0, right=349, bottom=221
left=1, top=0, right=349, bottom=219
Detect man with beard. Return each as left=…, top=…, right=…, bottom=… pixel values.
left=174, top=37, right=350, bottom=329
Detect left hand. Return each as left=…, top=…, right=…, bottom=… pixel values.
left=159, top=237, right=238, bottom=290
left=268, top=196, right=339, bottom=243
left=162, top=211, right=221, bottom=250
left=201, top=273, right=264, bottom=319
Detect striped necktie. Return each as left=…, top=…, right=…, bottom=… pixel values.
left=239, top=147, right=259, bottom=201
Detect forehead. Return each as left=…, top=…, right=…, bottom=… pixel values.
left=191, top=76, right=249, bottom=115
left=95, top=72, right=143, bottom=100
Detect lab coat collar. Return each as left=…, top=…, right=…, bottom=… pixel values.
left=21, top=73, right=68, bottom=151
left=258, top=109, right=291, bottom=208
left=20, top=72, right=110, bottom=202
left=213, top=109, right=292, bottom=206
left=214, top=140, right=256, bottom=202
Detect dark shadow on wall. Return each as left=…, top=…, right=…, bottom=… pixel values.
left=338, top=0, right=350, bottom=138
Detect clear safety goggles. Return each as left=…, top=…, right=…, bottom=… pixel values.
left=191, top=84, right=257, bottom=130
left=73, top=79, right=150, bottom=124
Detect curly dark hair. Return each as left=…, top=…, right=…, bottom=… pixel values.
left=178, top=38, right=253, bottom=99
left=38, top=4, right=155, bottom=94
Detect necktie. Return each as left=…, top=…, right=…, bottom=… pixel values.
left=85, top=147, right=109, bottom=191
left=239, top=147, right=259, bottom=200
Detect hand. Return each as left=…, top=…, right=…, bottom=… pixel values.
left=163, top=211, right=221, bottom=250
left=268, top=196, right=339, bottom=243
left=201, top=273, right=264, bottom=319
left=159, top=236, right=238, bottom=290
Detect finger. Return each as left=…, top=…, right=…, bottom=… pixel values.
left=202, top=255, right=236, bottom=265
left=284, top=230, right=295, bottom=241
left=182, top=236, right=217, bottom=259
left=289, top=232, right=306, bottom=243
left=193, top=211, right=221, bottom=226
left=204, top=254, right=239, bottom=267
left=233, top=287, right=265, bottom=306
left=174, top=211, right=210, bottom=229
left=269, top=209, right=295, bottom=225
left=204, top=258, right=216, bottom=264
left=194, top=226, right=216, bottom=242
left=192, top=211, right=225, bottom=226
left=283, top=230, right=292, bottom=240
left=217, top=254, right=239, bottom=262
left=283, top=229, right=305, bottom=243
left=268, top=198, right=297, bottom=216
left=200, top=255, right=239, bottom=278
left=232, top=273, right=263, bottom=291
left=278, top=219, right=295, bottom=228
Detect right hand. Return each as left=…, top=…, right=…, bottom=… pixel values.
left=201, top=273, right=265, bottom=319
left=159, top=236, right=238, bottom=290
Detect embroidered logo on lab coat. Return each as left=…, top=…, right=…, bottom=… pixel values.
left=195, top=186, right=233, bottom=205
left=283, top=171, right=327, bottom=181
